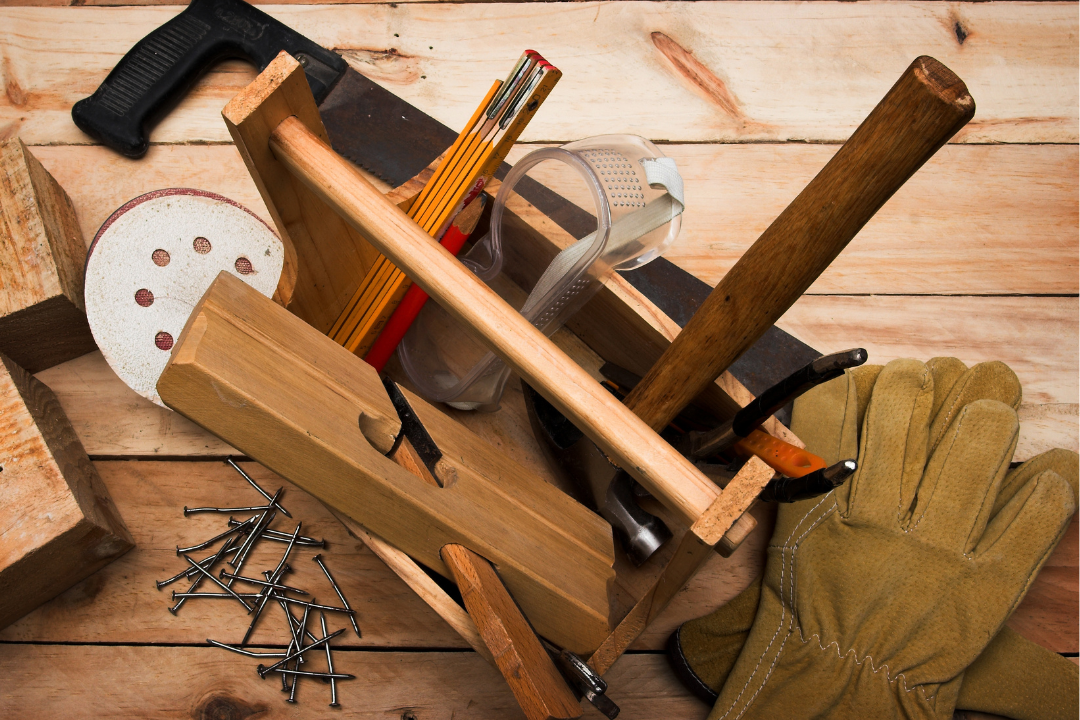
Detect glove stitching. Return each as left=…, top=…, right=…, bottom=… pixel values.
left=718, top=494, right=836, bottom=720
left=797, top=630, right=918, bottom=696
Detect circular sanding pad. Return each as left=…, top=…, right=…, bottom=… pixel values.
left=85, top=189, right=284, bottom=408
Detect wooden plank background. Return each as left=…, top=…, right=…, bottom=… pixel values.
left=1, top=1, right=1076, bottom=718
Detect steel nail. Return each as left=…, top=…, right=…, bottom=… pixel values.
left=207, top=639, right=287, bottom=658
left=321, top=612, right=340, bottom=707
left=258, top=628, right=344, bottom=677
left=220, top=572, right=308, bottom=595
left=226, top=458, right=292, bottom=518
left=184, top=555, right=253, bottom=611
left=263, top=668, right=355, bottom=680
left=275, top=596, right=355, bottom=615
left=169, top=537, right=237, bottom=612
left=313, top=554, right=361, bottom=637
left=176, top=517, right=256, bottom=554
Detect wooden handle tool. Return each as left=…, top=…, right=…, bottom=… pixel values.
left=624, top=56, right=975, bottom=431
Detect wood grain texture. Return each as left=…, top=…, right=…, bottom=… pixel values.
left=19, top=143, right=1076, bottom=297
left=0, top=644, right=706, bottom=719
left=158, top=273, right=615, bottom=654
left=222, top=50, right=383, bottom=328
left=1, top=3, right=1076, bottom=146
left=0, top=138, right=95, bottom=372
left=442, top=544, right=583, bottom=720
left=0, top=353, right=133, bottom=631
left=777, top=296, right=1079, bottom=406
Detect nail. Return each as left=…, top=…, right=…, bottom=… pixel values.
left=184, top=555, right=253, bottom=611
left=184, top=504, right=278, bottom=515
left=228, top=520, right=324, bottom=546
left=176, top=517, right=256, bottom=554
left=229, top=502, right=279, bottom=572
left=239, top=564, right=290, bottom=648
left=220, top=573, right=308, bottom=595
left=257, top=629, right=343, bottom=677
left=269, top=523, right=302, bottom=581
left=313, top=555, right=361, bottom=637
left=156, top=543, right=240, bottom=590
left=169, top=537, right=237, bottom=612
left=321, top=612, right=340, bottom=707
left=207, top=639, right=287, bottom=658
left=275, top=596, right=355, bottom=615
left=226, top=458, right=292, bottom=518
left=260, top=668, right=355, bottom=680
left=171, top=592, right=262, bottom=599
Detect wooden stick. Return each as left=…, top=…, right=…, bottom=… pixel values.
left=267, top=113, right=722, bottom=536
left=441, top=544, right=583, bottom=720
left=623, top=56, right=976, bottom=431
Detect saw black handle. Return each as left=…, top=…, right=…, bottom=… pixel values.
left=731, top=348, right=867, bottom=438
left=71, top=0, right=347, bottom=158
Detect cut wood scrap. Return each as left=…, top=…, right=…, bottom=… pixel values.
left=442, top=543, right=583, bottom=720
left=158, top=272, right=615, bottom=654
left=0, top=138, right=95, bottom=373
left=0, top=353, right=134, bottom=632
left=330, top=508, right=493, bottom=664
left=4, top=4, right=1076, bottom=145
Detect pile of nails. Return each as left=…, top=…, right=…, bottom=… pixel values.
left=156, top=458, right=361, bottom=706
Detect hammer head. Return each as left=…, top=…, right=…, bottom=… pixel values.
left=523, top=381, right=672, bottom=565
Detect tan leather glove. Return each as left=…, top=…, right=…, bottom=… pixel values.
left=668, top=358, right=1078, bottom=720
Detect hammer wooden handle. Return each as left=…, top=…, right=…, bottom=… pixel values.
left=624, top=56, right=975, bottom=432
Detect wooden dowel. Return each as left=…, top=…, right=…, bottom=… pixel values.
left=623, top=56, right=975, bottom=431
left=268, top=115, right=721, bottom=531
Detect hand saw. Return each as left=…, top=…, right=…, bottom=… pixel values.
left=72, top=0, right=822, bottom=397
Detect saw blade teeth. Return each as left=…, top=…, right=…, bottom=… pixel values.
left=337, top=151, right=395, bottom=186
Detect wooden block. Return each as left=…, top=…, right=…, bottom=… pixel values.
left=441, top=543, right=583, bottom=720
left=0, top=138, right=95, bottom=373
left=221, top=51, right=383, bottom=334
left=157, top=272, right=615, bottom=654
left=0, top=352, right=133, bottom=631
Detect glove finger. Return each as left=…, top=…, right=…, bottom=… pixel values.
left=995, top=448, right=1079, bottom=516
left=849, top=364, right=884, bottom=441
left=919, top=399, right=1018, bottom=550
left=926, top=356, right=968, bottom=417
left=790, top=372, right=859, bottom=465
left=930, top=361, right=1022, bottom=453
left=844, top=358, right=933, bottom=525
left=973, top=469, right=1075, bottom=592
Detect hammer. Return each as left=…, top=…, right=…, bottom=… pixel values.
left=529, top=56, right=975, bottom=561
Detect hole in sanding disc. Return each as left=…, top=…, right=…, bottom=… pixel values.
left=152, top=249, right=170, bottom=267
left=193, top=237, right=211, bottom=254
left=234, top=257, right=254, bottom=275
left=155, top=331, right=174, bottom=351
left=135, top=288, right=154, bottom=307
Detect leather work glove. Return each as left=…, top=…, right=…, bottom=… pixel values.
left=667, top=358, right=1078, bottom=720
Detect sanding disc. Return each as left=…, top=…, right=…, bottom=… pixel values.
left=85, top=189, right=284, bottom=408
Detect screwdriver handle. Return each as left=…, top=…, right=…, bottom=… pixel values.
left=734, top=430, right=827, bottom=479
left=624, top=57, right=974, bottom=431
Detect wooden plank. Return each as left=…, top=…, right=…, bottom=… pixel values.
left=0, top=460, right=471, bottom=648
left=0, top=138, right=95, bottom=372
left=27, top=143, right=1078, bottom=297
left=507, top=142, right=1079, bottom=296
left=0, top=644, right=706, bottom=719
left=777, top=295, right=1079, bottom=405
left=1, top=3, right=1077, bottom=146
left=0, top=354, right=133, bottom=631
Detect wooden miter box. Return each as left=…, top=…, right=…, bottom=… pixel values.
left=0, top=138, right=97, bottom=373
left=0, top=353, right=134, bottom=632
